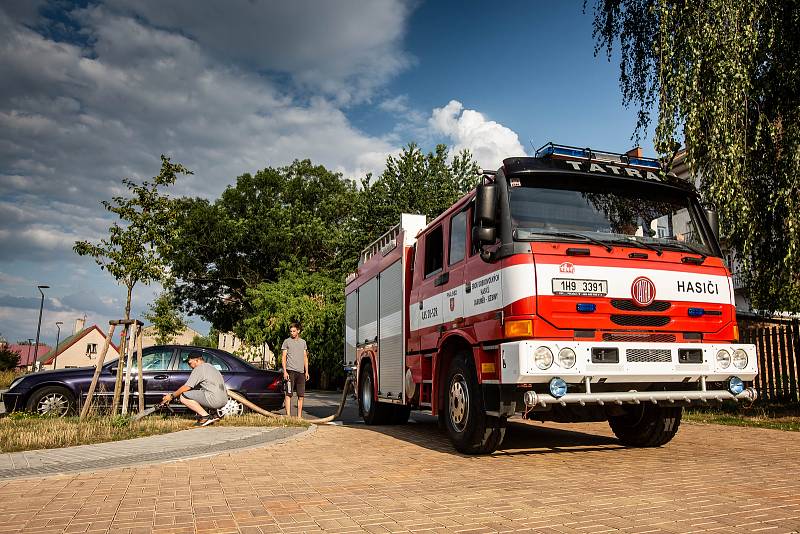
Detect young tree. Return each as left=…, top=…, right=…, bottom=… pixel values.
left=191, top=327, right=220, bottom=348
left=143, top=291, right=187, bottom=345
left=0, top=346, right=20, bottom=371
left=586, top=0, right=800, bottom=311
left=74, top=156, right=192, bottom=321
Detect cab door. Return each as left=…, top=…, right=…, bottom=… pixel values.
left=411, top=223, right=445, bottom=352
left=441, top=209, right=468, bottom=328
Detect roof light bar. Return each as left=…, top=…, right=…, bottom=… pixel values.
left=536, top=142, right=661, bottom=170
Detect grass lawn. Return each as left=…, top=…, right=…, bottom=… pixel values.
left=684, top=402, right=800, bottom=432
left=0, top=412, right=308, bottom=453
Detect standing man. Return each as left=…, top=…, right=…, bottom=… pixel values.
left=161, top=352, right=228, bottom=426
left=281, top=322, right=309, bottom=418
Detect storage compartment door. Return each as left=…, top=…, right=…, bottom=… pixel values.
left=345, top=290, right=358, bottom=367
left=378, top=260, right=404, bottom=400
left=358, top=278, right=378, bottom=346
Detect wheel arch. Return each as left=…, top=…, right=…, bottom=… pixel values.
left=434, top=334, right=474, bottom=416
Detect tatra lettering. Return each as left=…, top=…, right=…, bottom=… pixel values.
left=607, top=166, right=623, bottom=175
left=625, top=168, right=642, bottom=178
left=589, top=163, right=606, bottom=173
left=566, top=161, right=583, bottom=171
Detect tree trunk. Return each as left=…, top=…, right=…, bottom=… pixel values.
left=111, top=285, right=134, bottom=415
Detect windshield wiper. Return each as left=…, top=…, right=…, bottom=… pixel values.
left=660, top=240, right=708, bottom=261
left=530, top=231, right=613, bottom=252
left=607, top=237, right=663, bottom=256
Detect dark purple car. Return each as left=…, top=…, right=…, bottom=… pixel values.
left=1, top=345, right=284, bottom=417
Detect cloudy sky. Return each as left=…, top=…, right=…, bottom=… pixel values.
left=0, top=0, right=647, bottom=345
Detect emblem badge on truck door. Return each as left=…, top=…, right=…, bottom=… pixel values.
left=631, top=276, right=656, bottom=306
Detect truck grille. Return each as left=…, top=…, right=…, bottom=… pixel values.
left=611, top=299, right=671, bottom=312
left=626, top=349, right=672, bottom=363
left=610, top=315, right=671, bottom=327
left=603, top=333, right=676, bottom=342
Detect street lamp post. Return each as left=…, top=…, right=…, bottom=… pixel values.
left=54, top=321, right=63, bottom=370
left=33, top=285, right=49, bottom=372
left=26, top=338, right=33, bottom=371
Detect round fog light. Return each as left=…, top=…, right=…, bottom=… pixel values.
left=733, top=349, right=748, bottom=369
left=534, top=346, right=554, bottom=370
left=716, top=349, right=731, bottom=369
left=558, top=347, right=576, bottom=368
left=728, top=376, right=745, bottom=395
left=549, top=377, right=568, bottom=398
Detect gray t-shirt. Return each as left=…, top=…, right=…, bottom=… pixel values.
left=281, top=337, right=307, bottom=372
left=185, top=362, right=228, bottom=407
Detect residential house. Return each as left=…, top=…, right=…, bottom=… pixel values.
left=7, top=343, right=52, bottom=370
left=38, top=318, right=120, bottom=370
left=141, top=325, right=201, bottom=348
left=218, top=331, right=275, bottom=369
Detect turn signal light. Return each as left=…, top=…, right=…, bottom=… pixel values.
left=504, top=319, right=533, bottom=338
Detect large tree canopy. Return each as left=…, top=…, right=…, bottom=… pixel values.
left=588, top=0, right=800, bottom=311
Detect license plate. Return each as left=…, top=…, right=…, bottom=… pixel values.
left=552, top=278, right=608, bottom=296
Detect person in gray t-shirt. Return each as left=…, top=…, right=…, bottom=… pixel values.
left=162, top=352, right=228, bottom=426
left=281, top=322, right=308, bottom=418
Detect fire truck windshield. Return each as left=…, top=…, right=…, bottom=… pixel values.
left=509, top=178, right=713, bottom=256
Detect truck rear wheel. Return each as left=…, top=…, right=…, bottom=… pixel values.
left=608, top=404, right=683, bottom=447
left=444, top=356, right=505, bottom=454
left=358, top=361, right=392, bottom=425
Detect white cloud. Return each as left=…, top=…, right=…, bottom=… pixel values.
left=429, top=100, right=527, bottom=169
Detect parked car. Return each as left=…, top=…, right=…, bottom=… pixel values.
left=0, top=345, right=284, bottom=417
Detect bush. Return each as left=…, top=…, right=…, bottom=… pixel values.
left=0, top=346, right=20, bottom=371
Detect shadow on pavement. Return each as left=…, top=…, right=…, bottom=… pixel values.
left=300, top=391, right=622, bottom=456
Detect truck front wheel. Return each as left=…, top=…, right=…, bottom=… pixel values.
left=608, top=404, right=683, bottom=447
left=358, top=361, right=392, bottom=425
left=444, top=356, right=505, bottom=454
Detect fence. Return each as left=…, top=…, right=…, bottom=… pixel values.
left=740, top=318, right=799, bottom=403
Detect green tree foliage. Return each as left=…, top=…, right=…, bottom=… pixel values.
left=191, top=327, right=220, bottom=348
left=0, top=346, right=20, bottom=371
left=351, top=144, right=480, bottom=259
left=165, top=159, right=358, bottom=331
left=74, top=156, right=192, bottom=320
left=143, top=291, right=187, bottom=345
left=239, top=265, right=344, bottom=380
left=587, top=0, right=800, bottom=311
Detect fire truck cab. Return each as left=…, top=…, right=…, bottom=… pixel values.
left=345, top=143, right=758, bottom=454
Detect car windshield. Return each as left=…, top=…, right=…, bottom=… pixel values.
left=508, top=177, right=712, bottom=255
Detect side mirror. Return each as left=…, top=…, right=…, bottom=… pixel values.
left=704, top=207, right=719, bottom=243
left=473, top=183, right=497, bottom=247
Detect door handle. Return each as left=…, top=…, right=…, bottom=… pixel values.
left=153, top=374, right=169, bottom=380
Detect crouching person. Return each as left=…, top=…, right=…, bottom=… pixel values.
left=161, top=352, right=228, bottom=427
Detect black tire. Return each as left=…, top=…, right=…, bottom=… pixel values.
left=608, top=404, right=683, bottom=447
left=358, top=361, right=392, bottom=424
left=443, top=355, right=505, bottom=454
left=26, top=386, right=76, bottom=417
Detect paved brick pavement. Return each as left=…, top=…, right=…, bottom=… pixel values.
left=0, top=418, right=798, bottom=533
left=0, top=426, right=309, bottom=480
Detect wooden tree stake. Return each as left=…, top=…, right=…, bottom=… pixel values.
left=80, top=323, right=117, bottom=421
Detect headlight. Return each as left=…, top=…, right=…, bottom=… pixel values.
left=558, top=347, right=576, bottom=369
left=728, top=376, right=745, bottom=395
left=733, top=349, right=748, bottom=369
left=549, top=377, right=568, bottom=398
left=716, top=349, right=731, bottom=369
left=534, top=346, right=554, bottom=370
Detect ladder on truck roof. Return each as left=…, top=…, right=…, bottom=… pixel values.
left=358, top=214, right=428, bottom=267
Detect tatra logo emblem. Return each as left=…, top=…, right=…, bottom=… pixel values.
left=450, top=297, right=455, bottom=312
left=559, top=262, right=575, bottom=274
left=631, top=276, right=656, bottom=307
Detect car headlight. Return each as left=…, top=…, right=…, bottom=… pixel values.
left=716, top=349, right=731, bottom=369
left=733, top=349, right=748, bottom=369
left=558, top=347, right=576, bottom=369
left=534, top=346, right=554, bottom=370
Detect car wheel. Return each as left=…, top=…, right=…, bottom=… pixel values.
left=608, top=404, right=683, bottom=447
left=444, top=355, right=505, bottom=454
left=27, top=386, right=75, bottom=417
left=219, top=396, right=246, bottom=417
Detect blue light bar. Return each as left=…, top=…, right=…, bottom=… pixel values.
left=688, top=307, right=705, bottom=317
left=576, top=303, right=596, bottom=313
left=536, top=142, right=662, bottom=170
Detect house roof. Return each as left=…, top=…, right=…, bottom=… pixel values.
left=7, top=344, right=52, bottom=366
left=38, top=325, right=120, bottom=365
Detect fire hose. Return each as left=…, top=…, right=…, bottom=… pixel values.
left=226, top=375, right=354, bottom=425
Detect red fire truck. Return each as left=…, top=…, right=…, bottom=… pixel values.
left=344, top=143, right=758, bottom=454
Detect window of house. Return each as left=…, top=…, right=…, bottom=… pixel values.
left=86, top=343, right=97, bottom=356
left=424, top=225, right=444, bottom=277
left=449, top=211, right=467, bottom=265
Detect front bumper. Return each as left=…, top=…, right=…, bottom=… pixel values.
left=500, top=340, right=758, bottom=384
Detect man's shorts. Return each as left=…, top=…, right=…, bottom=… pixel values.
left=286, top=370, right=305, bottom=397
left=182, top=389, right=227, bottom=410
